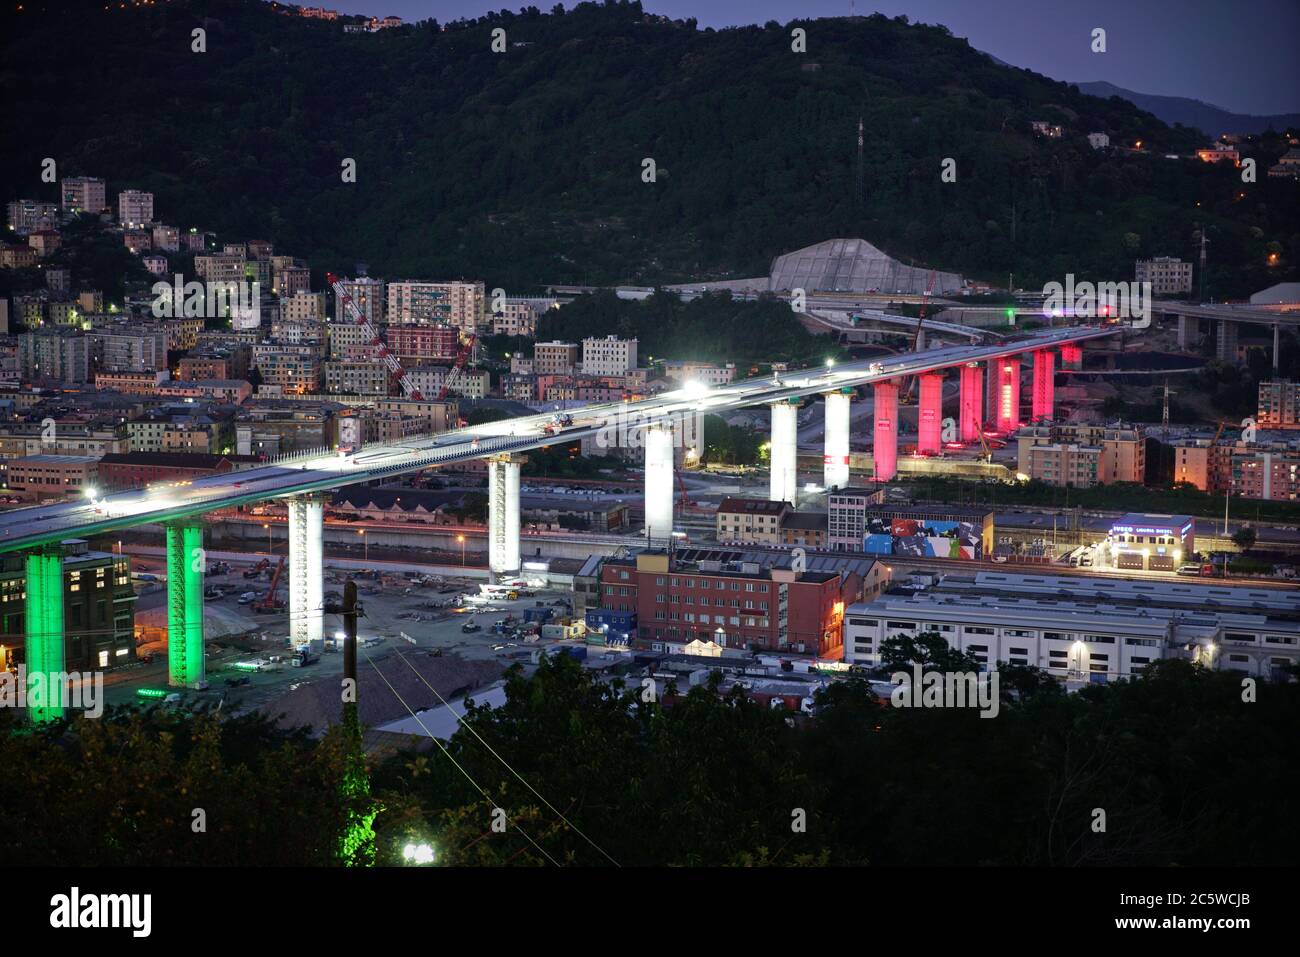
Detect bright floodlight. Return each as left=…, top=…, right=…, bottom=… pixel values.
left=83, top=487, right=99, bottom=501
left=402, top=842, right=436, bottom=865
left=682, top=380, right=708, bottom=398
left=826, top=358, right=835, bottom=368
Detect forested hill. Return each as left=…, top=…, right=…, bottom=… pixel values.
left=1, top=0, right=1295, bottom=296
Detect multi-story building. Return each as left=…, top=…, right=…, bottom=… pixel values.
left=779, top=512, right=829, bottom=549
left=593, top=549, right=864, bottom=657
left=0, top=540, right=136, bottom=672
left=1258, top=379, right=1300, bottom=429
left=323, top=360, right=389, bottom=396
left=0, top=245, right=39, bottom=269
left=27, top=230, right=61, bottom=258
left=155, top=379, right=252, bottom=404
left=662, top=360, right=737, bottom=386
left=6, top=199, right=59, bottom=235
left=274, top=265, right=312, bottom=298
left=327, top=322, right=375, bottom=358
left=123, top=229, right=151, bottom=254
left=193, top=252, right=247, bottom=284
left=533, top=341, right=579, bottom=375
left=581, top=335, right=637, bottom=376
left=386, top=280, right=484, bottom=331
left=234, top=405, right=336, bottom=452
left=371, top=397, right=459, bottom=434
left=826, top=485, right=886, bottom=549
left=1135, top=257, right=1193, bottom=296
left=843, top=571, right=1300, bottom=681
left=406, top=366, right=490, bottom=399
left=489, top=299, right=539, bottom=338
left=252, top=352, right=320, bottom=394
left=117, top=190, right=154, bottom=227
left=281, top=290, right=327, bottom=324
left=1086, top=132, right=1110, bottom=150
left=332, top=277, right=384, bottom=324
left=387, top=324, right=460, bottom=362
left=95, top=370, right=167, bottom=395
left=91, top=324, right=168, bottom=373
left=61, top=176, right=107, bottom=213
left=2, top=453, right=99, bottom=499
left=151, top=224, right=180, bottom=252
left=0, top=422, right=128, bottom=460
left=1016, top=423, right=1145, bottom=486
left=96, top=451, right=259, bottom=489
left=1232, top=440, right=1300, bottom=501
left=178, top=347, right=250, bottom=381
left=715, top=497, right=791, bottom=544
left=20, top=327, right=91, bottom=384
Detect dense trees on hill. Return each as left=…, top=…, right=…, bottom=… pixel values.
left=2, top=0, right=1295, bottom=296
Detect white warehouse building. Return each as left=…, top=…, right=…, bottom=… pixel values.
left=844, top=572, right=1300, bottom=682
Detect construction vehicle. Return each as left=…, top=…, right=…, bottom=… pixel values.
left=541, top=412, right=574, bottom=436
left=327, top=271, right=423, bottom=399
left=242, top=558, right=270, bottom=579
left=254, top=557, right=286, bottom=612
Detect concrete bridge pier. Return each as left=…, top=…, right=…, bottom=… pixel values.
left=1216, top=319, right=1239, bottom=362
left=823, top=389, right=852, bottom=490
left=488, top=454, right=524, bottom=576
left=959, top=362, right=982, bottom=442
left=995, top=356, right=1022, bottom=433
left=769, top=399, right=800, bottom=504
left=872, top=380, right=899, bottom=482
left=165, top=522, right=206, bottom=689
left=1177, top=314, right=1200, bottom=351
left=24, top=548, right=66, bottom=724
left=917, top=372, right=943, bottom=455
left=288, top=496, right=325, bottom=648
left=1031, top=349, right=1056, bottom=423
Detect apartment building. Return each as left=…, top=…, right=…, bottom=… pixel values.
left=0, top=422, right=128, bottom=460
left=61, top=176, right=106, bottom=213
left=406, top=366, right=490, bottom=399
left=715, top=498, right=792, bottom=544
left=193, top=252, right=247, bottom=284
left=826, top=485, right=887, bottom=550
left=332, top=277, right=384, bottom=324
left=281, top=291, right=327, bottom=324
left=253, top=350, right=321, bottom=394
left=1135, top=257, right=1193, bottom=296
left=489, top=299, right=539, bottom=337
left=533, top=341, right=579, bottom=375
left=1016, top=424, right=1145, bottom=486
left=20, top=327, right=91, bottom=384
left=151, top=225, right=180, bottom=252
left=117, top=190, right=154, bottom=227
left=92, top=324, right=168, bottom=373
left=387, top=280, right=484, bottom=331
left=275, top=265, right=312, bottom=298
left=6, top=199, right=59, bottom=235
left=387, top=324, right=460, bottom=362
left=662, top=360, right=737, bottom=386
left=323, top=360, right=389, bottom=396
left=582, top=335, right=637, bottom=376
left=1258, top=379, right=1300, bottom=429
left=371, top=397, right=459, bottom=434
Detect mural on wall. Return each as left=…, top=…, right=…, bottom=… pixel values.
left=862, top=518, right=982, bottom=560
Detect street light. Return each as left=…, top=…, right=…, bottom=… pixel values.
left=263, top=523, right=271, bottom=554
left=359, top=529, right=367, bottom=562
left=457, top=533, right=465, bottom=567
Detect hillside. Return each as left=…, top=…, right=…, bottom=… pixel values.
left=1075, top=81, right=1300, bottom=138
left=1, top=0, right=1296, bottom=296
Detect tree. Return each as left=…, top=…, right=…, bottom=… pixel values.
left=878, top=630, right=982, bottom=674
left=1232, top=526, right=1257, bottom=552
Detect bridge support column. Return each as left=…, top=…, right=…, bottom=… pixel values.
left=995, top=357, right=1021, bottom=433
left=289, top=496, right=324, bottom=648
left=1274, top=322, right=1281, bottom=373
left=643, top=425, right=674, bottom=541
left=488, top=454, right=524, bottom=576
left=959, top=362, right=982, bottom=442
left=823, top=390, right=852, bottom=490
left=1031, top=350, right=1056, bottom=423
left=1059, top=342, right=1083, bottom=370
left=872, top=380, right=899, bottom=482
left=24, top=548, right=65, bottom=724
left=1177, top=315, right=1200, bottom=351
left=166, top=522, right=206, bottom=689
left=769, top=400, right=799, bottom=504
left=917, top=372, right=943, bottom=455
left=1216, top=320, right=1238, bottom=362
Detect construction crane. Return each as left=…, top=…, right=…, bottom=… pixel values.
left=255, top=557, right=286, bottom=612
left=901, top=269, right=937, bottom=405
left=327, top=271, right=423, bottom=399
left=436, top=332, right=478, bottom=402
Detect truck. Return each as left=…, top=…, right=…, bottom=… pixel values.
left=290, top=648, right=319, bottom=668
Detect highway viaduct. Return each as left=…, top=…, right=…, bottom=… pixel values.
left=0, top=325, right=1117, bottom=721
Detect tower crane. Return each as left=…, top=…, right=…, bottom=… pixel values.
left=328, top=271, right=423, bottom=399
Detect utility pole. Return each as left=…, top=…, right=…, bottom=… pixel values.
left=332, top=578, right=375, bottom=866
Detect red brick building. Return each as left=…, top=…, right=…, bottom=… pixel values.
left=597, top=550, right=862, bottom=658
left=387, top=325, right=460, bottom=363
left=96, top=451, right=261, bottom=490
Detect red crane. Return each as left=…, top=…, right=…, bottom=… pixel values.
left=327, top=271, right=423, bottom=399
left=437, top=332, right=478, bottom=402
left=255, top=557, right=286, bottom=612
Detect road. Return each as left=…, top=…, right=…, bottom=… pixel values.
left=0, top=325, right=1118, bottom=555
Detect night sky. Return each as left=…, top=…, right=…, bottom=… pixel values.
left=328, top=0, right=1300, bottom=116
